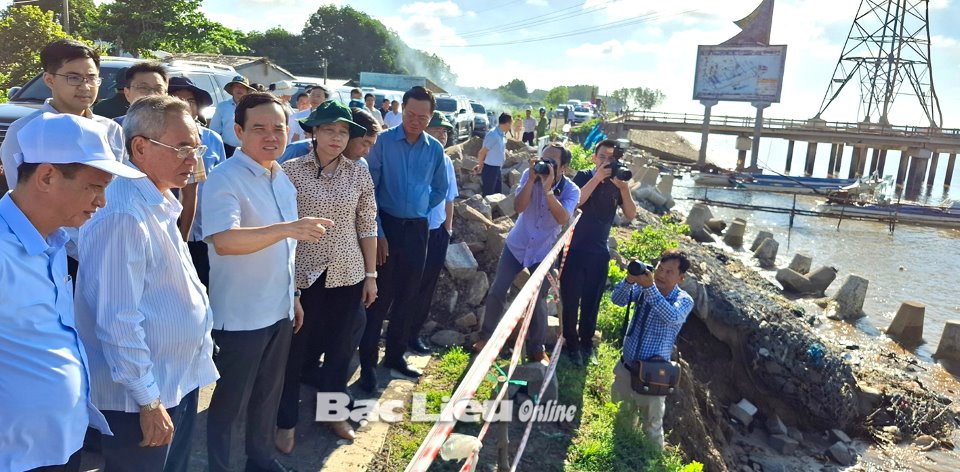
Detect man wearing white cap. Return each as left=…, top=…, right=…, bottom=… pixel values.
left=74, top=96, right=218, bottom=471
left=0, top=112, right=143, bottom=471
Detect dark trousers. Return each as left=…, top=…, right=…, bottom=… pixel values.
left=26, top=450, right=81, bottom=472
left=359, top=212, right=428, bottom=369
left=187, top=241, right=210, bottom=289
left=521, top=131, right=535, bottom=146
left=278, top=273, right=363, bottom=429
left=560, top=250, right=610, bottom=352
left=480, top=247, right=548, bottom=356
left=481, top=164, right=503, bottom=196
left=223, top=144, right=236, bottom=158
left=408, top=227, right=451, bottom=343
left=207, top=319, right=292, bottom=471
left=99, top=389, right=198, bottom=472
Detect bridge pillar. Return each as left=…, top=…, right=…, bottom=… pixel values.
left=848, top=146, right=867, bottom=179
left=697, top=99, right=717, bottom=168
left=927, top=153, right=940, bottom=187
left=945, top=153, right=957, bottom=187
left=869, top=148, right=881, bottom=174
left=896, top=151, right=910, bottom=187
left=827, top=143, right=838, bottom=177
left=876, top=149, right=888, bottom=176
left=804, top=142, right=818, bottom=176
left=904, top=148, right=932, bottom=195
left=748, top=102, right=770, bottom=172
left=834, top=144, right=844, bottom=175
left=857, top=147, right=869, bottom=177
left=735, top=136, right=751, bottom=172
left=785, top=140, right=796, bottom=174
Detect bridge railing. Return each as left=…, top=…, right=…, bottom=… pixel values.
left=620, top=110, right=960, bottom=138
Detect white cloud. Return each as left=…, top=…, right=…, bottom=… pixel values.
left=527, top=0, right=548, bottom=5
left=379, top=14, right=467, bottom=50
left=399, top=1, right=463, bottom=17
left=565, top=39, right=652, bottom=59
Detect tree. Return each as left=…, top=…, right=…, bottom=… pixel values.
left=390, top=37, right=458, bottom=87
left=245, top=27, right=303, bottom=72
left=612, top=86, right=665, bottom=110
left=301, top=5, right=399, bottom=79
left=0, top=6, right=70, bottom=91
left=34, top=0, right=98, bottom=38
left=95, top=0, right=246, bottom=57
left=543, top=86, right=569, bottom=107
left=498, top=79, right=528, bottom=98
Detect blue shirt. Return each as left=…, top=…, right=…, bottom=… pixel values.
left=481, top=126, right=507, bottom=167
left=210, top=99, right=240, bottom=147
left=76, top=175, right=219, bottom=412
left=201, top=150, right=298, bottom=331
left=504, top=169, right=580, bottom=267
left=0, top=193, right=111, bottom=470
left=611, top=280, right=694, bottom=361
left=278, top=139, right=312, bottom=164
left=427, top=155, right=458, bottom=230
left=366, top=125, right=449, bottom=231
left=188, top=126, right=228, bottom=242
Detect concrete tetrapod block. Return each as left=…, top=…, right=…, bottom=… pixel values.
left=750, top=230, right=774, bottom=252
left=933, top=320, right=960, bottom=362
left=639, top=166, right=659, bottom=187
left=685, top=203, right=715, bottom=243
left=831, top=274, right=869, bottom=321
left=788, top=253, right=813, bottom=275
left=776, top=268, right=813, bottom=294
left=722, top=219, right=747, bottom=247
left=705, top=218, right=727, bottom=235
left=886, top=301, right=925, bottom=346
left=806, top=266, right=838, bottom=295
left=753, top=238, right=779, bottom=269
left=644, top=188, right=668, bottom=207
left=656, top=173, right=674, bottom=197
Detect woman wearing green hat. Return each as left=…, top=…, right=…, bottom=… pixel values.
left=276, top=100, right=378, bottom=448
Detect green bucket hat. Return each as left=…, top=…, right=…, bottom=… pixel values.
left=299, top=100, right=366, bottom=136
left=428, top=110, right=454, bottom=132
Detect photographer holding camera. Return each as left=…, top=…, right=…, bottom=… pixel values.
left=609, top=249, right=693, bottom=450
left=560, top=139, right=637, bottom=366
left=473, top=144, right=580, bottom=363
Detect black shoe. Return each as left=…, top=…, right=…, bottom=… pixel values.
left=385, top=359, right=423, bottom=379
left=357, top=368, right=378, bottom=393
left=408, top=337, right=431, bottom=355
left=566, top=348, right=584, bottom=367
left=582, top=347, right=599, bottom=366
left=246, top=458, right=298, bottom=472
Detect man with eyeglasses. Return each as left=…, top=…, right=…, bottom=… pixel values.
left=287, top=84, right=329, bottom=143
left=1, top=39, right=125, bottom=193
left=75, top=96, right=218, bottom=471
left=358, top=86, right=449, bottom=391
left=113, top=61, right=169, bottom=126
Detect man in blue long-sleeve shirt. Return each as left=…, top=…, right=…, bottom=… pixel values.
left=358, top=86, right=449, bottom=391
left=609, top=249, right=693, bottom=449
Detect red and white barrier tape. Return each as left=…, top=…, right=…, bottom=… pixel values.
left=404, top=213, right=580, bottom=472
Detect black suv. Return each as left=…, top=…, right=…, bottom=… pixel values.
left=0, top=57, right=238, bottom=147
left=435, top=95, right=474, bottom=146
left=470, top=101, right=489, bottom=137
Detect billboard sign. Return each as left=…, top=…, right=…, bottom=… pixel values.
left=693, top=45, right=787, bottom=103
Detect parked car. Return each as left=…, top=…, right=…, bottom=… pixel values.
left=570, top=106, right=593, bottom=125
left=0, top=57, right=237, bottom=147
left=435, top=95, right=474, bottom=146
left=470, top=101, right=489, bottom=137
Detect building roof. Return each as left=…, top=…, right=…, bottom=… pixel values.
left=166, top=53, right=297, bottom=79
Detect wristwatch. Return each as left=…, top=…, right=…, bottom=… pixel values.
left=365, top=272, right=378, bottom=279
left=293, top=289, right=302, bottom=297
left=140, top=398, right=162, bottom=412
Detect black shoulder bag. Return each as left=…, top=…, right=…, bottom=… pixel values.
left=622, top=288, right=682, bottom=396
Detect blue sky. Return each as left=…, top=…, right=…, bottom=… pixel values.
left=8, top=0, right=960, bottom=127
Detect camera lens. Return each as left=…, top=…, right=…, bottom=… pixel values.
left=534, top=160, right=552, bottom=175
left=616, top=168, right=633, bottom=181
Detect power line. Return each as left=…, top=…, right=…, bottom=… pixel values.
left=458, top=0, right=606, bottom=39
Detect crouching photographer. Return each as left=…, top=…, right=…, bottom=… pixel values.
left=609, top=249, right=693, bottom=449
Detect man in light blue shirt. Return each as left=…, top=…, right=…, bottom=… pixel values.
left=209, top=74, right=254, bottom=157
left=202, top=92, right=329, bottom=472
left=75, top=97, right=219, bottom=471
left=0, top=113, right=142, bottom=471
left=472, top=112, right=511, bottom=196
left=358, top=86, right=449, bottom=390
left=408, top=111, right=458, bottom=353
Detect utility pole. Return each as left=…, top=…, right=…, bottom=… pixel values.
left=322, top=57, right=328, bottom=85
left=63, top=0, right=70, bottom=35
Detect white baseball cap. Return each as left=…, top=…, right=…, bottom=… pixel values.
left=15, top=113, right=145, bottom=179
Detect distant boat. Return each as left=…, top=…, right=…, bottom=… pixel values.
left=732, top=174, right=858, bottom=194
left=691, top=170, right=738, bottom=186
left=818, top=199, right=960, bottom=229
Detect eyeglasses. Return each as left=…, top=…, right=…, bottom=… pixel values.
left=145, top=138, right=207, bottom=160
left=52, top=73, right=102, bottom=86
left=131, top=85, right=166, bottom=95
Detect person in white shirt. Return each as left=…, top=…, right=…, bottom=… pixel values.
left=521, top=107, right=537, bottom=146
left=383, top=99, right=403, bottom=128
left=75, top=96, right=218, bottom=472
left=287, top=84, right=329, bottom=143
left=364, top=92, right=384, bottom=125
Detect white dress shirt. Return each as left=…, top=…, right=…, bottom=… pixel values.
left=383, top=110, right=403, bottom=129
left=201, top=149, right=298, bottom=331
left=76, top=174, right=218, bottom=412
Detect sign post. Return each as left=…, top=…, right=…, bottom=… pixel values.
left=699, top=99, right=718, bottom=167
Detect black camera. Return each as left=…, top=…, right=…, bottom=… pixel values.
left=627, top=260, right=654, bottom=276
left=605, top=161, right=633, bottom=181
left=533, top=158, right=555, bottom=176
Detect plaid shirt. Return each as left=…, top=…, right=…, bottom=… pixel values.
left=611, top=279, right=694, bottom=361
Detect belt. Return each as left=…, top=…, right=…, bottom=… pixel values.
left=381, top=212, right=427, bottom=225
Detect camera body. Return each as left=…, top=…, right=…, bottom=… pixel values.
left=605, top=161, right=632, bottom=181
left=627, top=260, right=655, bottom=276
left=533, top=158, right=556, bottom=176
